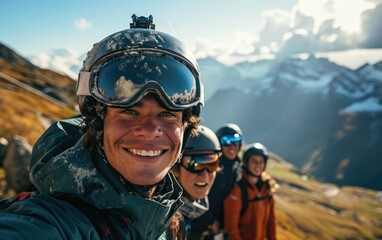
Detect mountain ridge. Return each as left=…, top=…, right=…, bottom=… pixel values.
left=201, top=55, right=382, bottom=191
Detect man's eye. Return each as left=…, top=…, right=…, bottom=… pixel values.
left=121, top=109, right=136, bottom=115
left=160, top=111, right=176, bottom=117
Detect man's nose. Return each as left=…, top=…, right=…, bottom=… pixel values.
left=134, top=117, right=162, bottom=138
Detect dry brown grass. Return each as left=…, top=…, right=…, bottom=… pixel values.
left=0, top=82, right=76, bottom=145
left=268, top=159, right=382, bottom=240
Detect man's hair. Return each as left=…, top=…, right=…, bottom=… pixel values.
left=81, top=96, right=200, bottom=158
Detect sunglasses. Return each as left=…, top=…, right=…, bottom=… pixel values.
left=181, top=154, right=219, bottom=173
left=219, top=134, right=242, bottom=147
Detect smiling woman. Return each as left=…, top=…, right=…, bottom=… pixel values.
left=224, top=143, right=278, bottom=240
left=172, top=125, right=222, bottom=238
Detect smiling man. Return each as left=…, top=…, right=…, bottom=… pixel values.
left=0, top=15, right=203, bottom=239
left=103, top=93, right=185, bottom=187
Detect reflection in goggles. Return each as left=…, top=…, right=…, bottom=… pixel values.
left=220, top=134, right=242, bottom=147
left=91, top=53, right=199, bottom=109
left=181, top=154, right=219, bottom=173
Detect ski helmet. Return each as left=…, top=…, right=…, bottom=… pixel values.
left=215, top=123, right=243, bottom=138
left=77, top=14, right=203, bottom=116
left=184, top=125, right=221, bottom=154
left=243, top=143, right=269, bottom=166
left=215, top=123, right=243, bottom=149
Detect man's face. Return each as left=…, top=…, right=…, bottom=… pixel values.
left=247, top=155, right=265, bottom=177
left=221, top=143, right=240, bottom=160
left=103, top=94, right=184, bottom=185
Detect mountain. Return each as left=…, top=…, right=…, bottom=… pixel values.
left=198, top=57, right=277, bottom=100
left=0, top=43, right=37, bottom=69
left=0, top=42, right=77, bottom=144
left=1, top=42, right=382, bottom=239
left=201, top=55, right=382, bottom=191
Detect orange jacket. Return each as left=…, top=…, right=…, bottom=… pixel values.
left=223, top=173, right=276, bottom=240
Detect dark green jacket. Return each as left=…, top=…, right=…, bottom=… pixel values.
left=0, top=117, right=184, bottom=239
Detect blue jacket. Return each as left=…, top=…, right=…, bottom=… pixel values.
left=0, top=117, right=184, bottom=239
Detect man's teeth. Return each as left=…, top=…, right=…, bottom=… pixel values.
left=129, top=149, right=162, bottom=156
left=195, top=182, right=207, bottom=187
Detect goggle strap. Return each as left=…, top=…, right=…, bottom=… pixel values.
left=77, top=71, right=91, bottom=96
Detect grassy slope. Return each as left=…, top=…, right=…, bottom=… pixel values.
left=0, top=81, right=77, bottom=145
left=268, top=157, right=382, bottom=240
left=0, top=59, right=77, bottom=145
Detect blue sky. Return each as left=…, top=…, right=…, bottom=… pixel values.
left=1, top=0, right=382, bottom=77
left=1, top=0, right=294, bottom=55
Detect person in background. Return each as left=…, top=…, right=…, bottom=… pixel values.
left=190, top=123, right=243, bottom=239
left=172, top=125, right=221, bottom=237
left=224, top=143, right=277, bottom=240
left=0, top=14, right=203, bottom=239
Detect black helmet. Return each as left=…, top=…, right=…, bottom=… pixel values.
left=215, top=123, right=243, bottom=149
left=215, top=123, right=243, bottom=139
left=243, top=143, right=269, bottom=165
left=184, top=125, right=221, bottom=154
left=77, top=14, right=204, bottom=117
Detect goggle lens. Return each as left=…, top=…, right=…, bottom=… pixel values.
left=91, top=53, right=199, bottom=109
left=220, top=134, right=242, bottom=147
left=181, top=154, right=219, bottom=173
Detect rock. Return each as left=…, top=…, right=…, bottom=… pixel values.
left=3, top=135, right=32, bottom=192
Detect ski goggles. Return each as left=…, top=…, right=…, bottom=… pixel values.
left=219, top=134, right=242, bottom=147
left=77, top=51, right=203, bottom=110
left=181, top=154, right=220, bottom=173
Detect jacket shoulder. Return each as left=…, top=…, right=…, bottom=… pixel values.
left=0, top=194, right=99, bottom=239
left=31, top=116, right=84, bottom=168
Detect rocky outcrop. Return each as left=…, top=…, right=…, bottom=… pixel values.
left=3, top=135, right=32, bottom=192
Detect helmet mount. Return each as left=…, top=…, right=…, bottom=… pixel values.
left=130, top=14, right=155, bottom=29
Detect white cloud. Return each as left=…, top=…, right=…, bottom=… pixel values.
left=74, top=18, right=92, bottom=31
left=192, top=0, right=382, bottom=66
left=360, top=3, right=382, bottom=48
left=30, top=48, right=82, bottom=79
left=293, top=0, right=375, bottom=34
left=192, top=37, right=218, bottom=59
left=31, top=53, right=51, bottom=69
left=233, top=31, right=256, bottom=55
left=258, top=9, right=292, bottom=46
